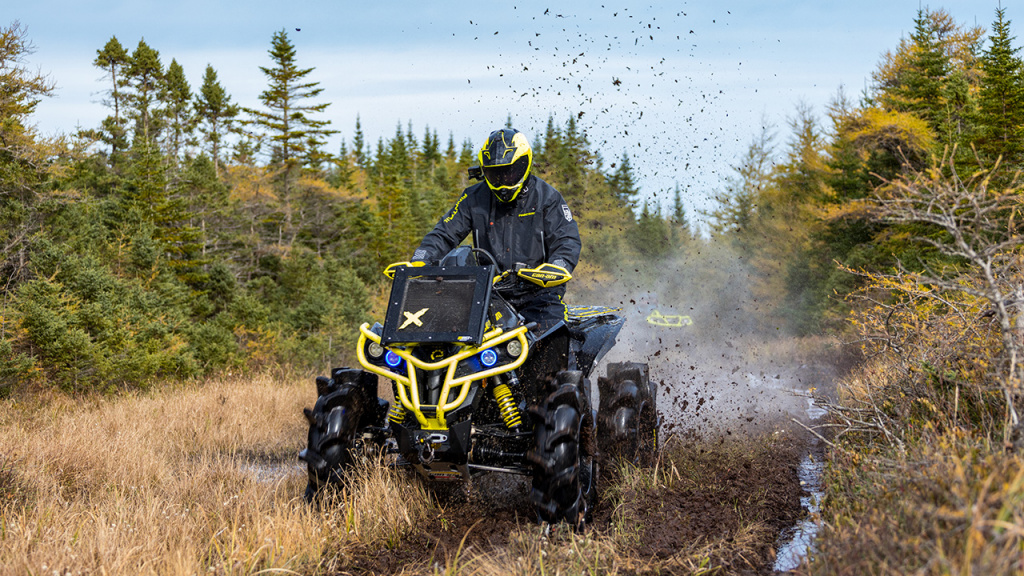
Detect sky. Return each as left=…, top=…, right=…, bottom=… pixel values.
left=12, top=0, right=1002, bottom=223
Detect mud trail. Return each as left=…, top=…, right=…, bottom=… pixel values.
left=343, top=436, right=807, bottom=575
left=342, top=331, right=834, bottom=575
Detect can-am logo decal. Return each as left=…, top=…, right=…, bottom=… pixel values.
left=561, top=204, right=573, bottom=221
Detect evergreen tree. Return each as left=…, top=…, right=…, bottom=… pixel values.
left=902, top=9, right=950, bottom=130
left=405, top=120, right=418, bottom=160
left=194, top=64, right=239, bottom=177
left=557, top=115, right=587, bottom=201
left=608, top=152, right=639, bottom=208
left=627, top=201, right=672, bottom=260
left=119, top=135, right=204, bottom=284
left=872, top=9, right=984, bottom=153
left=975, top=7, right=1024, bottom=172
left=352, top=115, right=366, bottom=168
left=93, top=36, right=130, bottom=157
left=369, top=131, right=417, bottom=262
left=177, top=154, right=234, bottom=260
left=422, top=126, right=442, bottom=176
left=0, top=21, right=57, bottom=295
left=458, top=138, right=474, bottom=164
left=125, top=39, right=164, bottom=142
left=330, top=140, right=354, bottom=188
left=245, top=29, right=337, bottom=199
left=161, top=59, right=194, bottom=162
left=670, top=184, right=691, bottom=244
left=536, top=115, right=560, bottom=171
left=445, top=132, right=457, bottom=161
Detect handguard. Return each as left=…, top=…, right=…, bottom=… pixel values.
left=516, top=263, right=572, bottom=288
left=383, top=260, right=425, bottom=279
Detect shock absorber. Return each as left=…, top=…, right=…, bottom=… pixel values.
left=388, top=380, right=407, bottom=424
left=388, top=402, right=407, bottom=424
left=492, top=373, right=523, bottom=430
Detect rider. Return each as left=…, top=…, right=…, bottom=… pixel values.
left=407, top=127, right=581, bottom=331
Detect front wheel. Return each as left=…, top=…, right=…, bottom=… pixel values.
left=527, top=370, right=595, bottom=529
left=298, top=369, right=374, bottom=503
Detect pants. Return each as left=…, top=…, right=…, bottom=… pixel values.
left=504, top=289, right=567, bottom=333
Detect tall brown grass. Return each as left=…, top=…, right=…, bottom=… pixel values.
left=0, top=374, right=429, bottom=576
left=809, top=269, right=1024, bottom=573
left=1, top=374, right=801, bottom=575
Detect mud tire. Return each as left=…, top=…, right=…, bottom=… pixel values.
left=598, top=362, right=658, bottom=466
left=527, top=370, right=596, bottom=529
left=299, top=369, right=373, bottom=503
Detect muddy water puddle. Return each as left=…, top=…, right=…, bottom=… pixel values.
left=774, top=396, right=827, bottom=572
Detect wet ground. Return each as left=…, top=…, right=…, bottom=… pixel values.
left=334, top=434, right=808, bottom=575
left=278, top=326, right=838, bottom=574
left=333, top=340, right=831, bottom=575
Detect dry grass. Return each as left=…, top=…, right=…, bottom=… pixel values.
left=810, top=345, right=1024, bottom=575
left=0, top=375, right=804, bottom=575
left=0, top=374, right=430, bottom=576
left=813, top=426, right=1024, bottom=575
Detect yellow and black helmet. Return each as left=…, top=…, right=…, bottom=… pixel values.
left=479, top=128, right=532, bottom=202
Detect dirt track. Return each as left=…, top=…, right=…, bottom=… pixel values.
left=341, top=435, right=808, bottom=575
left=340, top=333, right=834, bottom=575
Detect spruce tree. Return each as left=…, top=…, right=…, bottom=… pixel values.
left=161, top=59, right=194, bottom=162
left=628, top=201, right=672, bottom=261
left=608, top=152, right=639, bottom=208
left=670, top=184, right=691, bottom=243
left=559, top=116, right=587, bottom=200
left=458, top=138, right=474, bottom=164
left=370, top=131, right=417, bottom=262
left=194, top=64, right=239, bottom=177
left=93, top=36, right=130, bottom=157
left=887, top=9, right=950, bottom=129
left=0, top=21, right=56, bottom=294
left=125, top=39, right=164, bottom=142
left=352, top=115, right=366, bottom=168
left=245, top=29, right=337, bottom=198
left=872, top=9, right=983, bottom=155
left=976, top=7, right=1024, bottom=172
left=422, top=126, right=441, bottom=176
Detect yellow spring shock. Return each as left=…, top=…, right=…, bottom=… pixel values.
left=388, top=381, right=407, bottom=424
left=492, top=380, right=523, bottom=429
left=388, top=402, right=407, bottom=424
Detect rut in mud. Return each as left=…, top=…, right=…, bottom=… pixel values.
left=343, top=437, right=807, bottom=575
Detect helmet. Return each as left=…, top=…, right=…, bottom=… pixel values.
left=479, top=128, right=532, bottom=202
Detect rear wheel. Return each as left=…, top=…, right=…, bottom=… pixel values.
left=527, top=370, right=595, bottom=528
left=298, top=369, right=374, bottom=503
left=598, top=362, right=658, bottom=466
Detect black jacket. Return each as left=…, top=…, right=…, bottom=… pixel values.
left=412, top=175, right=581, bottom=290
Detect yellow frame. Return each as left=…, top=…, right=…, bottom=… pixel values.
left=356, top=323, right=530, bottom=430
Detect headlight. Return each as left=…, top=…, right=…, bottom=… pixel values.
left=385, top=350, right=403, bottom=368
left=506, top=340, right=523, bottom=357
left=479, top=348, right=498, bottom=367
left=368, top=341, right=384, bottom=358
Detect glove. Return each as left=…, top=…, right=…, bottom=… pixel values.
left=383, top=260, right=425, bottom=279
left=516, top=263, right=572, bottom=288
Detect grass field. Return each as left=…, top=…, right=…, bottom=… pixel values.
left=0, top=372, right=806, bottom=575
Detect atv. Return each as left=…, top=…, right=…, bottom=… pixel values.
left=299, top=246, right=658, bottom=528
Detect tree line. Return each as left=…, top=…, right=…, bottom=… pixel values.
left=705, top=7, right=1024, bottom=337
left=3, top=6, right=1022, bottom=396
left=0, top=24, right=691, bottom=394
